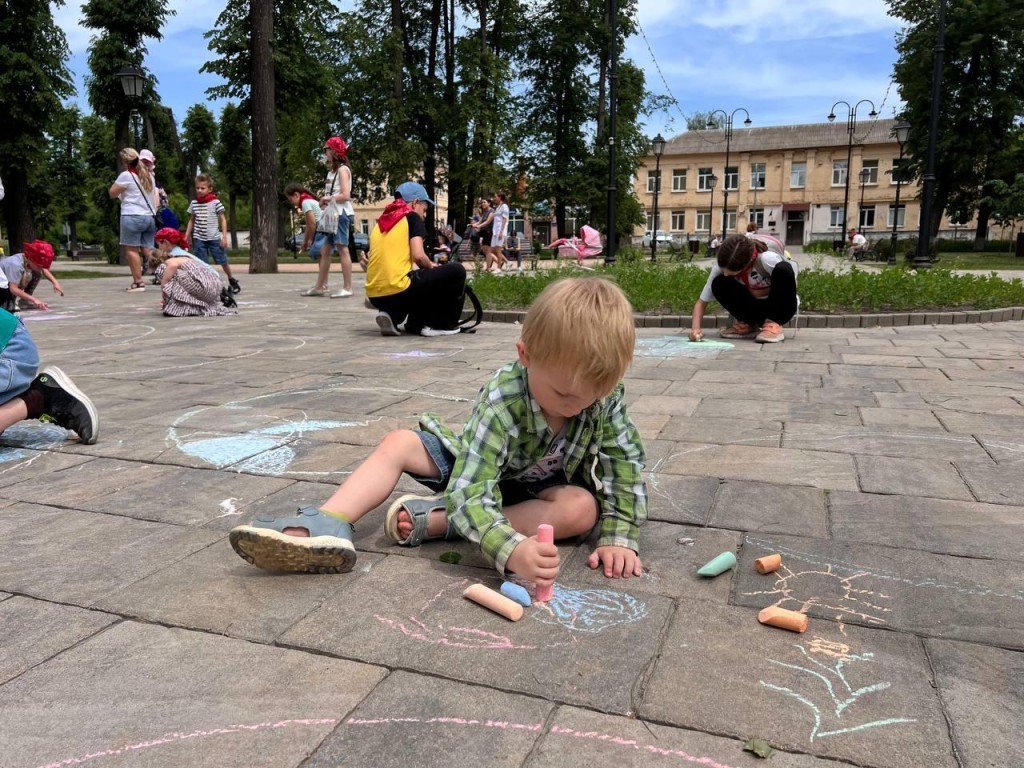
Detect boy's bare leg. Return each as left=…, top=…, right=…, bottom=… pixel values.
left=282, top=429, right=439, bottom=536
left=0, top=398, right=28, bottom=433
left=394, top=484, right=597, bottom=541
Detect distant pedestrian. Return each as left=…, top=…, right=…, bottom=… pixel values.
left=186, top=174, right=240, bottom=294
left=285, top=183, right=326, bottom=262
left=109, top=147, right=158, bottom=292
left=302, top=137, right=355, bottom=298
left=847, top=227, right=867, bottom=261
left=505, top=230, right=522, bottom=272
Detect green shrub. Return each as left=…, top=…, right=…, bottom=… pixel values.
left=805, top=240, right=837, bottom=254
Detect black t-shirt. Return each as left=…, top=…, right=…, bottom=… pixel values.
left=405, top=212, right=427, bottom=241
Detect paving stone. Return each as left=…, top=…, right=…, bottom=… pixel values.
left=926, top=639, right=1024, bottom=768
left=280, top=555, right=672, bottom=714
left=710, top=480, right=827, bottom=537
left=0, top=621, right=386, bottom=768
left=0, top=597, right=117, bottom=684
left=973, top=434, right=1024, bottom=464
left=829, top=490, right=1024, bottom=560
left=0, top=446, right=96, bottom=489
left=639, top=601, right=954, bottom=768
left=655, top=415, right=783, bottom=447
left=626, top=394, right=701, bottom=416
left=694, top=398, right=865, bottom=426
left=735, top=534, right=1024, bottom=649
left=0, top=504, right=222, bottom=605
left=935, top=410, right=1024, bottom=437
left=957, top=461, right=1024, bottom=505
left=858, top=406, right=945, bottom=430
left=658, top=444, right=858, bottom=491
left=841, top=353, right=924, bottom=367
left=535, top=704, right=838, bottom=767
left=309, top=671, right=553, bottom=768
left=646, top=473, right=719, bottom=525
left=855, top=455, right=974, bottom=500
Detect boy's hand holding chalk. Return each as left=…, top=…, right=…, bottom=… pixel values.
left=505, top=526, right=559, bottom=591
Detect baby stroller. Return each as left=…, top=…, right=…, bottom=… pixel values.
left=547, top=225, right=603, bottom=265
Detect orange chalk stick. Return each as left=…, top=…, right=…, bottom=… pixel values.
left=754, top=554, right=782, bottom=574
left=758, top=606, right=808, bottom=633
left=463, top=583, right=524, bottom=622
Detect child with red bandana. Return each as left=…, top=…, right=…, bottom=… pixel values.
left=0, top=240, right=64, bottom=312
left=185, top=174, right=240, bottom=295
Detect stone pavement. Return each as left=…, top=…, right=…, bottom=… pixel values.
left=1, top=272, right=1023, bottom=768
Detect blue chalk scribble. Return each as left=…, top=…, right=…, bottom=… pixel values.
left=635, top=335, right=733, bottom=359
left=532, top=585, right=647, bottom=633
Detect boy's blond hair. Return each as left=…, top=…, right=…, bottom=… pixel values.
left=520, top=277, right=635, bottom=397
left=195, top=173, right=216, bottom=190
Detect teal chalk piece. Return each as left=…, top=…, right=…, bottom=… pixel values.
left=697, top=550, right=738, bottom=577
left=500, top=582, right=532, bottom=607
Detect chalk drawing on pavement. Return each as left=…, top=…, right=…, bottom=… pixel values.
left=635, top=335, right=733, bottom=359
left=760, top=635, right=916, bottom=742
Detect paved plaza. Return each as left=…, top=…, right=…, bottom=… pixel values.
left=1, top=270, right=1023, bottom=768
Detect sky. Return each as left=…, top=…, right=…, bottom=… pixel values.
left=52, top=0, right=907, bottom=140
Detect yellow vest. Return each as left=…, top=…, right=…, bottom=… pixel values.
left=366, top=215, right=414, bottom=298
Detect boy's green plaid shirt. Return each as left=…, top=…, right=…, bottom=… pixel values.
left=420, top=361, right=647, bottom=574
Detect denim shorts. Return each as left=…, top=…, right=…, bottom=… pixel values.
left=193, top=239, right=228, bottom=266
left=120, top=214, right=156, bottom=249
left=410, top=430, right=589, bottom=505
left=0, top=321, right=40, bottom=402
left=325, top=215, right=353, bottom=247
left=307, top=233, right=328, bottom=260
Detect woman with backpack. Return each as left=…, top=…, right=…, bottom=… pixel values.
left=688, top=233, right=797, bottom=344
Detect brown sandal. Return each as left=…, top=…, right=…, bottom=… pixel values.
left=126, top=281, right=146, bottom=292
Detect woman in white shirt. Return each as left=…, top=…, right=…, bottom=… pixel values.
left=108, top=148, right=159, bottom=292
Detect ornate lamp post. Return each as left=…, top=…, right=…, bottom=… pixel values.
left=707, top=108, right=752, bottom=242
left=649, top=133, right=666, bottom=263
left=707, top=174, right=718, bottom=249
left=858, top=167, right=871, bottom=232
left=117, top=66, right=148, bottom=150
left=889, top=120, right=911, bottom=265
left=828, top=99, right=877, bottom=235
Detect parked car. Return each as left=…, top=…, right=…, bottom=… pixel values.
left=641, top=230, right=673, bottom=248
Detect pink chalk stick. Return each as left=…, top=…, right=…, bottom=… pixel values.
left=535, top=524, right=555, bottom=602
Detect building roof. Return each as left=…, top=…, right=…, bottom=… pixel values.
left=662, top=118, right=898, bottom=155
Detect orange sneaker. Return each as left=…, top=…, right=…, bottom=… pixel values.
left=720, top=321, right=757, bottom=339
left=755, top=320, right=785, bottom=343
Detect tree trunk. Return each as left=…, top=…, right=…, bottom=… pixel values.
left=229, top=191, right=239, bottom=250
left=249, top=0, right=278, bottom=273
left=973, top=198, right=991, bottom=251
left=1, top=169, right=36, bottom=252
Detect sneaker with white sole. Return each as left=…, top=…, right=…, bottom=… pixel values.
left=755, top=320, right=785, bottom=343
left=32, top=366, right=99, bottom=444
left=330, top=288, right=353, bottom=298
left=376, top=311, right=401, bottom=336
left=300, top=286, right=327, bottom=296
left=719, top=321, right=757, bottom=339
left=420, top=327, right=461, bottom=337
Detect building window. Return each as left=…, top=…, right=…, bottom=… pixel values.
left=890, top=158, right=906, bottom=185
left=670, top=210, right=686, bottom=231
left=724, top=210, right=737, bottom=232
left=646, top=170, right=661, bottom=193
left=830, top=206, right=846, bottom=228
left=672, top=169, right=687, bottom=192
left=750, top=163, right=766, bottom=189
left=832, top=160, right=848, bottom=187
left=861, top=159, right=879, bottom=184
left=696, top=210, right=711, bottom=231
left=645, top=211, right=659, bottom=230
left=790, top=162, right=806, bottom=188
left=887, top=204, right=906, bottom=228
left=697, top=167, right=715, bottom=191
left=859, top=207, right=876, bottom=229
left=748, top=207, right=764, bottom=228
left=724, top=166, right=738, bottom=191
left=360, top=219, right=370, bottom=235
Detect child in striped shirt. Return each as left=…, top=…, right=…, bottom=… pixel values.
left=186, top=174, right=240, bottom=294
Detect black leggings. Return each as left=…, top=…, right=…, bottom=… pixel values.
left=711, top=261, right=797, bottom=326
left=371, top=262, right=467, bottom=333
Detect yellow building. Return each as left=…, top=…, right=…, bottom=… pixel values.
left=635, top=118, right=984, bottom=247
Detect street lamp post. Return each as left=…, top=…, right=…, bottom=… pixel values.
left=828, top=99, right=878, bottom=238
left=889, top=120, right=911, bottom=265
left=707, top=108, right=752, bottom=242
left=858, top=167, right=871, bottom=233
left=649, top=133, right=666, bottom=263
left=117, top=66, right=148, bottom=150
left=707, top=174, right=718, bottom=249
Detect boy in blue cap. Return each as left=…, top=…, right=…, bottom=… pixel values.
left=363, top=181, right=469, bottom=337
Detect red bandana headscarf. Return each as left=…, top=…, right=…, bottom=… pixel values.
left=326, top=136, right=348, bottom=160
left=23, top=240, right=55, bottom=270
left=155, top=228, right=189, bottom=250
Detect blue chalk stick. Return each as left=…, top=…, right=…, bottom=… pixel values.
left=500, top=581, right=532, bottom=607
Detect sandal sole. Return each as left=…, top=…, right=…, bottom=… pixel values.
left=229, top=526, right=356, bottom=573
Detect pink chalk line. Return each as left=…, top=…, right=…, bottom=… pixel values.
left=345, top=717, right=741, bottom=767
left=37, top=718, right=337, bottom=768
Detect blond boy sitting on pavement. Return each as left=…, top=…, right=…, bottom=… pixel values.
left=230, top=277, right=647, bottom=586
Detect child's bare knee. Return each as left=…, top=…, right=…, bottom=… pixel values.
left=561, top=487, right=599, bottom=534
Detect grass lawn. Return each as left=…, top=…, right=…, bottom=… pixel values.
left=933, top=251, right=1024, bottom=270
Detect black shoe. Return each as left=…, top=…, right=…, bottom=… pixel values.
left=33, top=367, right=99, bottom=444
left=229, top=278, right=241, bottom=294
left=220, top=287, right=238, bottom=309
